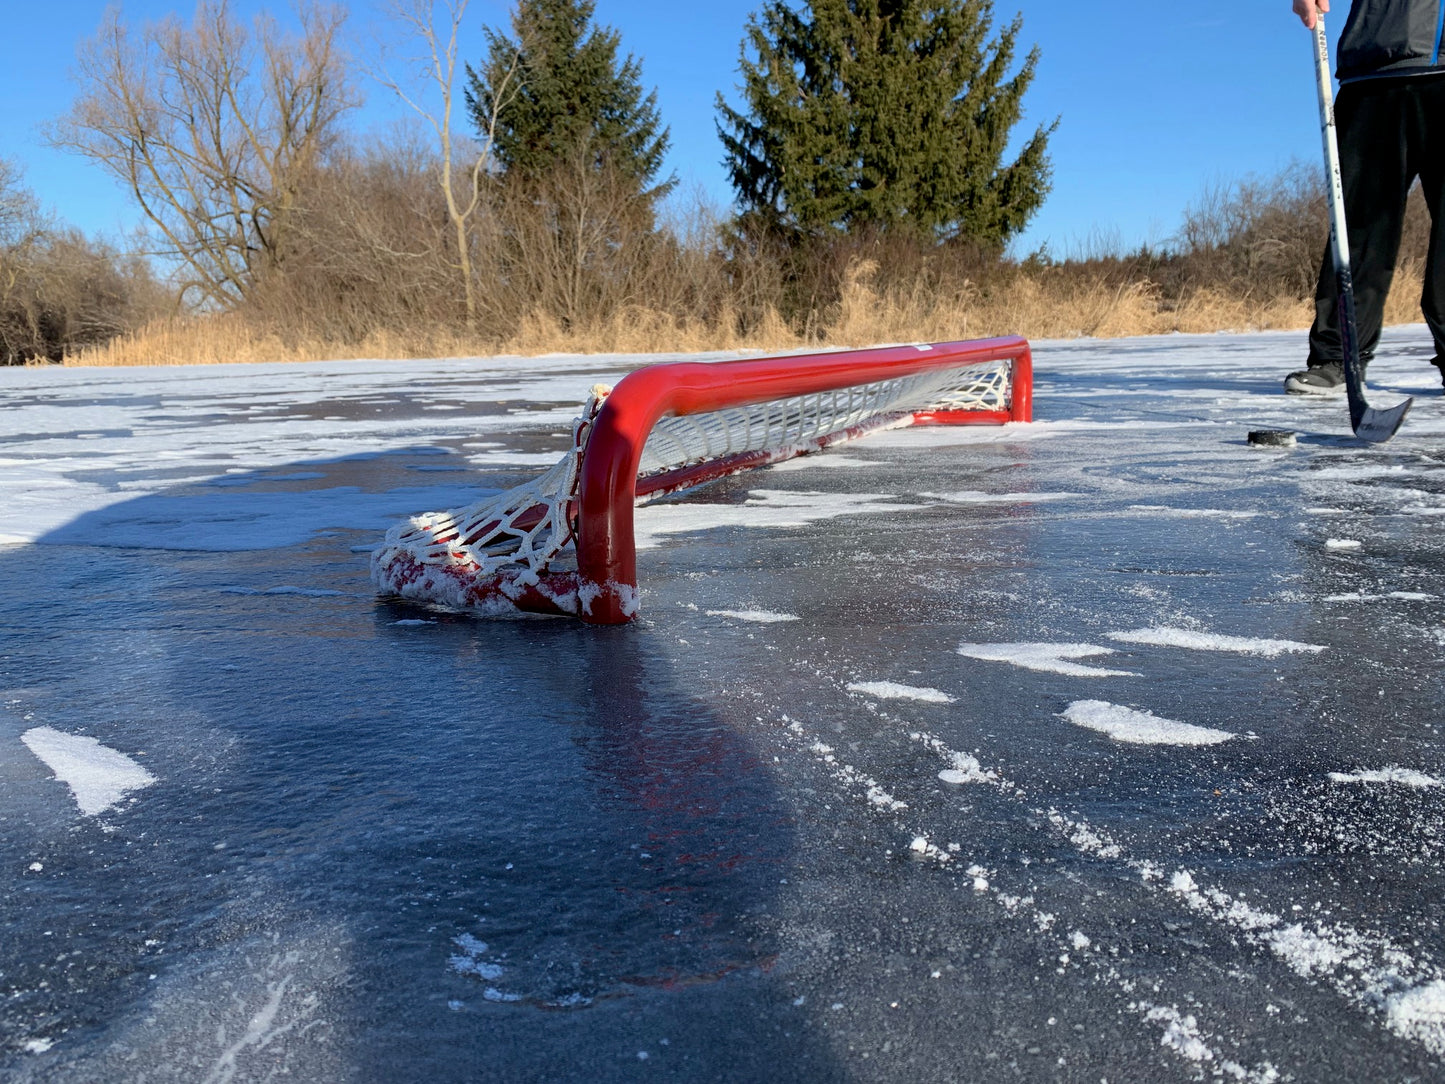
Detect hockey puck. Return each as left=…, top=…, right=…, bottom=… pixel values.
left=1247, top=429, right=1297, bottom=447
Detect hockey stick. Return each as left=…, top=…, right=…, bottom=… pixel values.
left=1311, top=16, right=1412, bottom=442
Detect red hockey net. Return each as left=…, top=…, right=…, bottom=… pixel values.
left=372, top=336, right=1032, bottom=623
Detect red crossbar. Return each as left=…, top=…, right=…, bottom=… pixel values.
left=572, top=336, right=1033, bottom=623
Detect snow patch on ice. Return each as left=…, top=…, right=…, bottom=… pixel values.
left=910, top=731, right=1006, bottom=789
left=1328, top=766, right=1443, bottom=788
left=1049, top=810, right=1123, bottom=860
left=920, top=490, right=1078, bottom=504
left=707, top=609, right=800, bottom=623
left=937, top=751, right=998, bottom=786
left=449, top=934, right=505, bottom=981
left=1265, top=924, right=1350, bottom=976
left=808, top=741, right=909, bottom=814
left=1309, top=464, right=1411, bottom=481
left=20, top=727, right=156, bottom=816
left=909, top=835, right=954, bottom=864
left=1109, top=627, right=1325, bottom=657
left=846, top=680, right=954, bottom=704
left=1137, top=1004, right=1277, bottom=1081
left=1387, top=982, right=1445, bottom=1035
left=766, top=454, right=883, bottom=471
left=634, top=489, right=928, bottom=550
left=1323, top=590, right=1439, bottom=603
left=1325, top=538, right=1362, bottom=550
left=1143, top=1006, right=1214, bottom=1066
left=957, top=641, right=1139, bottom=678
left=1128, top=505, right=1259, bottom=519
left=1061, top=700, right=1234, bottom=746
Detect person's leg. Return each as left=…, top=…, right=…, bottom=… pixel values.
left=1408, top=78, right=1445, bottom=388
left=1294, top=80, right=1413, bottom=392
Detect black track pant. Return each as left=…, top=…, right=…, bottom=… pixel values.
left=1308, top=75, right=1445, bottom=368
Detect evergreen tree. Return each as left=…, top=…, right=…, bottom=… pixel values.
left=467, top=0, right=672, bottom=203
left=716, top=0, right=1055, bottom=245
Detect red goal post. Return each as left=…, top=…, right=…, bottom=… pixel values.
left=372, top=335, right=1032, bottom=624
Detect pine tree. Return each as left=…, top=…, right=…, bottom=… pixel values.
left=716, top=0, right=1054, bottom=245
left=467, top=0, right=672, bottom=203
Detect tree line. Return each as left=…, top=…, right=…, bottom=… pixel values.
left=4, top=0, right=1426, bottom=364
left=5, top=0, right=1058, bottom=361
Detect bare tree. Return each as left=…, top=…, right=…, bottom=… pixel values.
left=51, top=0, right=355, bottom=309
left=376, top=0, right=522, bottom=330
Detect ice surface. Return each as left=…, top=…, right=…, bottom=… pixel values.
left=4, top=326, right=1445, bottom=1081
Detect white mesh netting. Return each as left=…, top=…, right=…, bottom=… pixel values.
left=372, top=357, right=1013, bottom=592
left=371, top=385, right=609, bottom=588
left=638, top=359, right=1010, bottom=476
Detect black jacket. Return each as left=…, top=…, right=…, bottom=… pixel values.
left=1338, top=0, right=1445, bottom=79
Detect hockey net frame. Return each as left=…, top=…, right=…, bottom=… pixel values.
left=373, top=336, right=1032, bottom=623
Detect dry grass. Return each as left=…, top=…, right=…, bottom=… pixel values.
left=63, top=256, right=1428, bottom=367
left=55, top=159, right=1436, bottom=368
left=67, top=315, right=498, bottom=366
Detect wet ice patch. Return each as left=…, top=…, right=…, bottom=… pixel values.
left=957, top=642, right=1139, bottom=678
left=1328, top=767, right=1443, bottom=788
left=846, top=680, right=954, bottom=704
left=1061, top=701, right=1234, bottom=746
left=706, top=609, right=800, bottom=623
left=1109, top=627, right=1325, bottom=657
left=20, top=727, right=157, bottom=816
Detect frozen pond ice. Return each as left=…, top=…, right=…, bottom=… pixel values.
left=2, top=327, right=1445, bottom=1080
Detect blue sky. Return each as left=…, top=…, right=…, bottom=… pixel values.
left=4, top=0, right=1335, bottom=256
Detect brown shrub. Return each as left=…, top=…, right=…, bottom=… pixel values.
left=59, top=158, right=1437, bottom=365
left=0, top=160, right=163, bottom=364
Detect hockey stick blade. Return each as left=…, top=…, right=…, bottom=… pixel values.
left=1346, top=370, right=1411, bottom=443
left=1339, top=274, right=1412, bottom=444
